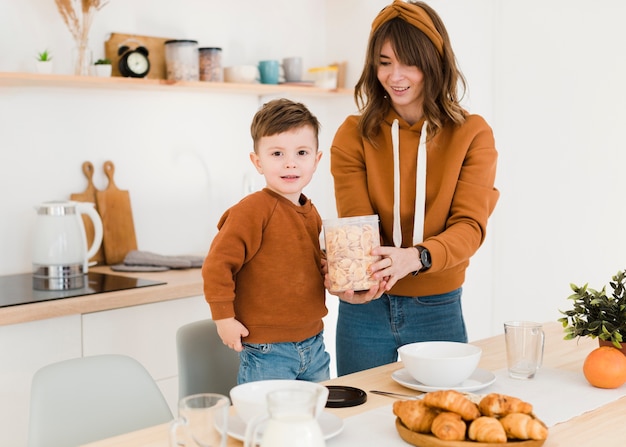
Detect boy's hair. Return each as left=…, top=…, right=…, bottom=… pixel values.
left=250, top=98, right=321, bottom=153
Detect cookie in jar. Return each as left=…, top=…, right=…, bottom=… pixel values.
left=323, top=215, right=381, bottom=292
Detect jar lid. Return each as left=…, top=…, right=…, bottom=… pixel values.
left=164, top=39, right=199, bottom=45
left=325, top=386, right=367, bottom=408
left=199, top=47, right=222, bottom=52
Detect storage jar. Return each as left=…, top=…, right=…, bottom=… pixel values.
left=164, top=40, right=199, bottom=81
left=199, top=47, right=223, bottom=82
left=323, top=215, right=381, bottom=292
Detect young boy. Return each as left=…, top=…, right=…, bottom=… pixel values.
left=202, top=98, right=330, bottom=384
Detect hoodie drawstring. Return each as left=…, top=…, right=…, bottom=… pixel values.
left=391, top=119, right=428, bottom=248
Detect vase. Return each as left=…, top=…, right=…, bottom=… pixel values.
left=35, top=61, right=53, bottom=74
left=73, top=43, right=93, bottom=76
left=92, top=64, right=112, bottom=77
left=598, top=339, right=626, bottom=355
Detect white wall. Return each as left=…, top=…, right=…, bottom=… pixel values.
left=491, top=0, right=626, bottom=333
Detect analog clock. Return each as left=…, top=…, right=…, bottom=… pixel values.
left=117, top=45, right=150, bottom=78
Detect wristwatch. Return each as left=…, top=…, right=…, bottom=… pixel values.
left=412, top=246, right=432, bottom=276
left=418, top=246, right=432, bottom=270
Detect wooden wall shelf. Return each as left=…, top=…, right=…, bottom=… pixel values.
left=0, top=72, right=353, bottom=98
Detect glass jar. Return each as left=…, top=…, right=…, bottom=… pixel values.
left=323, top=215, right=381, bottom=292
left=199, top=47, right=223, bottom=82
left=164, top=39, right=199, bottom=81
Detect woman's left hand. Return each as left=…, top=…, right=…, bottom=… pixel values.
left=370, top=246, right=422, bottom=290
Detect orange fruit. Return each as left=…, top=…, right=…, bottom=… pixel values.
left=583, top=346, right=626, bottom=389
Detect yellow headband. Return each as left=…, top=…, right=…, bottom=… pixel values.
left=371, top=0, right=444, bottom=56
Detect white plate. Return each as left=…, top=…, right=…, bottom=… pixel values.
left=227, top=411, right=344, bottom=442
left=392, top=367, right=496, bottom=393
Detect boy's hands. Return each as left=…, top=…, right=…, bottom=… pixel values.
left=215, top=317, right=249, bottom=352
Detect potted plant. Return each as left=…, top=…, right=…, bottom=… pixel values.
left=35, top=49, right=53, bottom=74
left=558, top=269, right=626, bottom=350
left=93, top=58, right=112, bottom=77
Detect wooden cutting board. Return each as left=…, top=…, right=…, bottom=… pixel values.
left=70, top=161, right=105, bottom=265
left=96, top=161, right=138, bottom=265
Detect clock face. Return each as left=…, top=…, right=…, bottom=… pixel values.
left=127, top=52, right=149, bottom=75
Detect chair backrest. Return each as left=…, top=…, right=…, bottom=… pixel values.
left=176, top=318, right=240, bottom=399
left=28, top=354, right=173, bottom=447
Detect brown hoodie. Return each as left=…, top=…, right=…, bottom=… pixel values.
left=330, top=109, right=499, bottom=296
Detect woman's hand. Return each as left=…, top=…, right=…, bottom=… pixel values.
left=324, top=279, right=389, bottom=304
left=215, top=317, right=249, bottom=352
left=370, top=246, right=422, bottom=290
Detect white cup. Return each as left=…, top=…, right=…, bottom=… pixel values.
left=169, top=393, right=229, bottom=447
left=504, top=321, right=545, bottom=379
left=282, top=57, right=303, bottom=82
left=223, top=65, right=259, bottom=83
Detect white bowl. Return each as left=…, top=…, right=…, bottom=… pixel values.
left=398, top=341, right=482, bottom=387
left=230, top=379, right=329, bottom=424
left=223, top=65, right=259, bottom=83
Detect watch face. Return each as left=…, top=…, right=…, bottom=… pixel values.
left=127, top=52, right=149, bottom=75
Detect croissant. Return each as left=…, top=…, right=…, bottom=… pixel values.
left=468, top=416, right=507, bottom=443
left=478, top=393, right=533, bottom=417
left=423, top=390, right=481, bottom=421
left=430, top=411, right=467, bottom=441
left=392, top=400, right=439, bottom=433
left=500, top=412, right=548, bottom=440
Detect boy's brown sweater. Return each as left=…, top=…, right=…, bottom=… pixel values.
left=202, top=189, right=327, bottom=343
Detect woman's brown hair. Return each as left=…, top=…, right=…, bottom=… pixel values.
left=355, top=1, right=467, bottom=143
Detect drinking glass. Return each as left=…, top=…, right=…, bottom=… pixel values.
left=170, top=393, right=229, bottom=447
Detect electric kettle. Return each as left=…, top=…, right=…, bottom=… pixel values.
left=32, top=200, right=103, bottom=290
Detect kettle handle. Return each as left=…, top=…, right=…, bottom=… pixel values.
left=77, top=202, right=103, bottom=263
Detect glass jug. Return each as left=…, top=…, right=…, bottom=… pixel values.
left=244, top=388, right=325, bottom=447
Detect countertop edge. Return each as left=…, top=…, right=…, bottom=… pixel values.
left=0, top=267, right=204, bottom=326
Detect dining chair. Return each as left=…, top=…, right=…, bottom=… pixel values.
left=28, top=354, right=173, bottom=447
left=176, top=318, right=240, bottom=399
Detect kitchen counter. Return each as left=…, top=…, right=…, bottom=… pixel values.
left=0, top=266, right=203, bottom=326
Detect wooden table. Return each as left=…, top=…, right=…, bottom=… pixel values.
left=82, top=322, right=626, bottom=446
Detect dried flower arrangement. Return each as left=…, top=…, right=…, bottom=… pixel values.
left=54, top=0, right=109, bottom=75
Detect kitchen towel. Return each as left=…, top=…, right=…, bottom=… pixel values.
left=111, top=250, right=204, bottom=271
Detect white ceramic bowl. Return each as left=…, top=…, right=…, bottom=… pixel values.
left=223, top=65, right=259, bottom=83
left=230, top=379, right=329, bottom=424
left=398, top=341, right=482, bottom=387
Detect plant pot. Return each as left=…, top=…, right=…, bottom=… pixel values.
left=35, top=61, right=53, bottom=74
left=92, top=64, right=112, bottom=77
left=598, top=339, right=626, bottom=355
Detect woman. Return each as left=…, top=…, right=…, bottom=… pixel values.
left=329, top=0, right=499, bottom=376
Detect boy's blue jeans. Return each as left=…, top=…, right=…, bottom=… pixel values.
left=238, top=331, right=330, bottom=384
left=336, top=288, right=467, bottom=376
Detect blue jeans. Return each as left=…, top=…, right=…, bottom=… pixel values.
left=238, top=332, right=330, bottom=384
left=336, top=288, right=467, bottom=376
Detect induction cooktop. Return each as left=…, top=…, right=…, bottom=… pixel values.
left=0, top=272, right=166, bottom=308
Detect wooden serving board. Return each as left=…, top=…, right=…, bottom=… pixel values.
left=70, top=161, right=105, bottom=265
left=96, top=161, right=138, bottom=265
left=395, top=418, right=545, bottom=447
left=104, top=32, right=174, bottom=79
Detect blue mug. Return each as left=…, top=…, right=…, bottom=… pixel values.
left=258, top=60, right=280, bottom=84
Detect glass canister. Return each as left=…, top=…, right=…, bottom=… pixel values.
left=323, top=215, right=381, bottom=292
left=199, top=47, right=223, bottom=82
left=164, top=39, right=199, bottom=81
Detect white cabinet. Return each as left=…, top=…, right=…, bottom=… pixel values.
left=0, top=315, right=82, bottom=447
left=0, top=295, right=211, bottom=447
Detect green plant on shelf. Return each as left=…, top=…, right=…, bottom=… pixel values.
left=37, top=50, right=52, bottom=62
left=94, top=58, right=112, bottom=65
